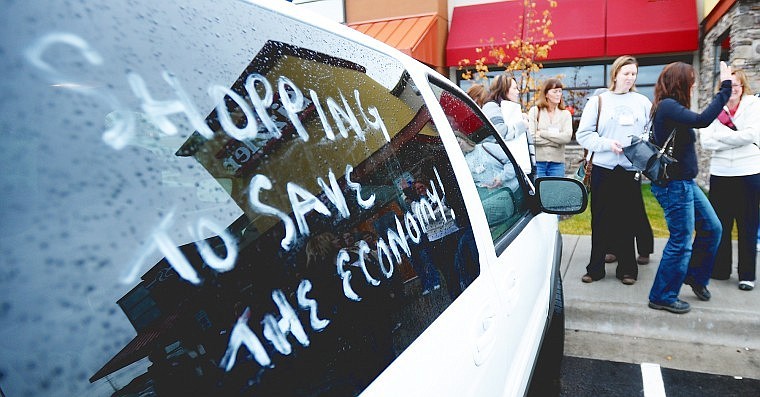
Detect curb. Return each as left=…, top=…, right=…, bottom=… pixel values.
left=561, top=234, right=760, bottom=351
left=566, top=299, right=760, bottom=349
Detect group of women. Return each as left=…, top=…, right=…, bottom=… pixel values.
left=466, top=56, right=759, bottom=315
left=468, top=73, right=573, bottom=179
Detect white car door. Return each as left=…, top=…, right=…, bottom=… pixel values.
left=425, top=76, right=560, bottom=396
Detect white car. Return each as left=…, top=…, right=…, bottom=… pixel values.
left=0, top=1, right=586, bottom=396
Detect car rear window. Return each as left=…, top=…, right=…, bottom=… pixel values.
left=1, top=3, right=482, bottom=396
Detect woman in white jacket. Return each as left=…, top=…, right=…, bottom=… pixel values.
left=481, top=73, right=528, bottom=141
left=480, top=73, right=533, bottom=175
left=701, top=69, right=760, bottom=291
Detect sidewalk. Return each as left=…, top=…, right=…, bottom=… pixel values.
left=560, top=234, right=760, bottom=377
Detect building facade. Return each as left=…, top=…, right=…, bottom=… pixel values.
left=697, top=0, right=760, bottom=186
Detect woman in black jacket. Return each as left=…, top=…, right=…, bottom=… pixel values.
left=647, top=61, right=732, bottom=314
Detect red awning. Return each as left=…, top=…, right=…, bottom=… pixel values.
left=89, top=313, right=180, bottom=383
left=446, top=0, right=605, bottom=67
left=349, top=13, right=440, bottom=67
left=446, top=1, right=523, bottom=67
left=527, top=0, right=606, bottom=61
left=439, top=91, right=485, bottom=135
left=606, top=0, right=698, bottom=56
left=446, top=0, right=698, bottom=67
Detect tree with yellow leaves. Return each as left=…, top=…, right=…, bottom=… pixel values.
left=458, top=0, right=557, bottom=109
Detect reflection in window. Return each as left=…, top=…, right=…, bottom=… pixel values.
left=90, top=42, right=480, bottom=396
left=429, top=79, right=526, bottom=242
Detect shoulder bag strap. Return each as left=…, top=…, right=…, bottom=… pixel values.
left=646, top=108, right=676, bottom=156
left=595, top=94, right=602, bottom=134
left=482, top=145, right=506, bottom=165
left=587, top=95, right=602, bottom=162
left=660, top=128, right=677, bottom=155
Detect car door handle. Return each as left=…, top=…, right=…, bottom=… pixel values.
left=473, top=305, right=497, bottom=366
left=501, top=267, right=520, bottom=311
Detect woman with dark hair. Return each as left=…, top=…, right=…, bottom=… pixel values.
left=701, top=69, right=760, bottom=291
left=647, top=61, right=732, bottom=314
left=466, top=83, right=488, bottom=108
left=481, top=72, right=528, bottom=141
left=528, top=78, right=573, bottom=178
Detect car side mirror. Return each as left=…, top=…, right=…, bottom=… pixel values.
left=535, top=177, right=588, bottom=214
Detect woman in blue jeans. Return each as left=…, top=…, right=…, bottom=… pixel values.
left=647, top=61, right=732, bottom=314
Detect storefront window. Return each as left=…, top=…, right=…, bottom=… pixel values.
left=713, top=33, right=731, bottom=89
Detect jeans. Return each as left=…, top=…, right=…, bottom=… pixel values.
left=453, top=227, right=479, bottom=292
left=536, top=161, right=565, bottom=178
left=409, top=236, right=440, bottom=292
left=649, top=180, right=722, bottom=304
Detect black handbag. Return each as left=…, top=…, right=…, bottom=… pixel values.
left=623, top=128, right=677, bottom=187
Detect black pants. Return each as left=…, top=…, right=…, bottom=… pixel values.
left=586, top=165, right=646, bottom=279
left=634, top=198, right=654, bottom=256
left=609, top=188, right=654, bottom=256
left=709, top=173, right=760, bottom=282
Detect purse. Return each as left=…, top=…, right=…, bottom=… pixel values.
left=573, top=150, right=594, bottom=192
left=623, top=128, right=677, bottom=187
left=573, top=95, right=602, bottom=192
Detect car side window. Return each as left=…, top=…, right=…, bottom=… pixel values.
left=427, top=79, right=528, bottom=243
left=169, top=49, right=484, bottom=394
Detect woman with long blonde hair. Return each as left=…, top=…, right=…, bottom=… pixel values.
left=576, top=55, right=652, bottom=286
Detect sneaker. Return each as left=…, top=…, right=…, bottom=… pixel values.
left=422, top=284, right=441, bottom=296
left=648, top=300, right=691, bottom=314
left=739, top=281, right=755, bottom=291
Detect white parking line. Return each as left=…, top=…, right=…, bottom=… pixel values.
left=641, top=362, right=667, bottom=397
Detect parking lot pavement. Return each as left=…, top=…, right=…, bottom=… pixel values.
left=560, top=234, right=760, bottom=378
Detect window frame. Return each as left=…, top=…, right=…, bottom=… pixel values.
left=426, top=74, right=535, bottom=255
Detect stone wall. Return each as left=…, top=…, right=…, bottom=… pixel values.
left=564, top=144, right=586, bottom=177
left=697, top=0, right=760, bottom=188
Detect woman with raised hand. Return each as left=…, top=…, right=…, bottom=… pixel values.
left=700, top=69, right=760, bottom=292
left=576, top=55, right=652, bottom=286
left=646, top=61, right=732, bottom=314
